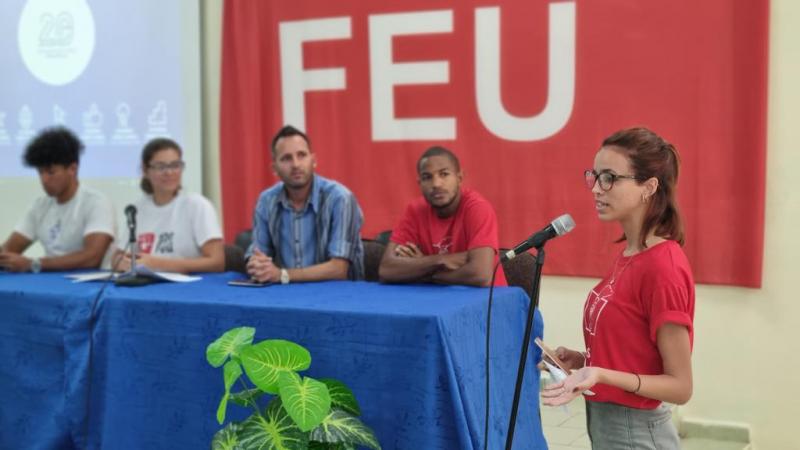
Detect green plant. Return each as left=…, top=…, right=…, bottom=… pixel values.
left=206, top=326, right=381, bottom=450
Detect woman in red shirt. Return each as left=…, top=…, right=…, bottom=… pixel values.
left=542, top=127, right=694, bottom=449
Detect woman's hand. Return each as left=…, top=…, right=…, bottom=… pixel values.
left=537, top=346, right=585, bottom=373
left=113, top=250, right=154, bottom=272
left=541, top=367, right=601, bottom=406
left=554, top=347, right=586, bottom=372
left=112, top=249, right=130, bottom=272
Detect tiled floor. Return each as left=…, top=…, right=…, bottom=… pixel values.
left=540, top=397, right=591, bottom=450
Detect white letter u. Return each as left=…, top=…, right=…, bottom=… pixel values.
left=475, top=3, right=576, bottom=141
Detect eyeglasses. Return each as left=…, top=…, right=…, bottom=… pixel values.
left=584, top=169, right=637, bottom=191
left=148, top=161, right=185, bottom=173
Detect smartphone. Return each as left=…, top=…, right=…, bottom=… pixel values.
left=535, top=337, right=595, bottom=395
left=228, top=278, right=271, bottom=287
left=534, top=337, right=570, bottom=374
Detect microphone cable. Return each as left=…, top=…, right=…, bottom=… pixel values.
left=81, top=242, right=130, bottom=447
left=483, top=260, right=501, bottom=450
left=483, top=254, right=537, bottom=450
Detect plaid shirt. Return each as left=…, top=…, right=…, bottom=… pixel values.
left=246, top=174, right=364, bottom=280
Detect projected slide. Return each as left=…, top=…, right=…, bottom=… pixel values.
left=0, top=0, right=198, bottom=179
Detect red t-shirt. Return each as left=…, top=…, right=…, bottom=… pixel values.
left=582, top=240, right=694, bottom=409
left=390, top=188, right=507, bottom=286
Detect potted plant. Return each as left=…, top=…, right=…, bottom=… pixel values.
left=206, top=326, right=381, bottom=450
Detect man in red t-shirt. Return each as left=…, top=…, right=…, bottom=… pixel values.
left=379, top=146, right=507, bottom=286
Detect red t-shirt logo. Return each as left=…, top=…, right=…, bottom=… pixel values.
left=433, top=236, right=453, bottom=254
left=583, top=284, right=611, bottom=336
left=137, top=233, right=156, bottom=254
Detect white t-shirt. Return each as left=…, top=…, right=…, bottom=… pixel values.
left=127, top=191, right=222, bottom=259
left=15, top=185, right=116, bottom=257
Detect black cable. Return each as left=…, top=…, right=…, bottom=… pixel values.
left=81, top=242, right=129, bottom=447
left=483, top=261, right=500, bottom=450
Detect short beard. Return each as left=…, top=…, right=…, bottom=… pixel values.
left=284, top=173, right=313, bottom=190
left=428, top=192, right=459, bottom=215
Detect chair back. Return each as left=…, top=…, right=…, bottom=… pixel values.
left=362, top=239, right=387, bottom=282
left=224, top=244, right=246, bottom=273
left=374, top=230, right=392, bottom=245
left=499, top=248, right=535, bottom=298
left=234, top=229, right=253, bottom=252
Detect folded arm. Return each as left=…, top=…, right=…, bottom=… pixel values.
left=0, top=232, right=34, bottom=271
left=287, top=258, right=349, bottom=282
left=115, top=239, right=225, bottom=274
left=379, top=242, right=497, bottom=286
left=247, top=248, right=350, bottom=283
left=2, top=232, right=33, bottom=254
left=432, top=246, right=497, bottom=287
left=2, top=232, right=114, bottom=272
left=379, top=242, right=453, bottom=283
left=43, top=233, right=113, bottom=270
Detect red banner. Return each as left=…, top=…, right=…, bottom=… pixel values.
left=220, top=0, right=768, bottom=287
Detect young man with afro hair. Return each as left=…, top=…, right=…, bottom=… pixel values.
left=0, top=127, right=115, bottom=272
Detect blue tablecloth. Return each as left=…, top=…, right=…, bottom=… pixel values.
left=0, top=272, right=546, bottom=449
left=0, top=273, right=101, bottom=449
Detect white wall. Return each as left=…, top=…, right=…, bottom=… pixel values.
left=201, top=0, right=223, bottom=220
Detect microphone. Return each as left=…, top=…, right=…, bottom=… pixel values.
left=502, top=214, right=576, bottom=261
left=124, top=204, right=137, bottom=242
left=116, top=204, right=153, bottom=286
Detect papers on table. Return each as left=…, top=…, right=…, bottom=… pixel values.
left=130, top=264, right=202, bottom=282
left=66, top=271, right=115, bottom=282
left=66, top=265, right=201, bottom=283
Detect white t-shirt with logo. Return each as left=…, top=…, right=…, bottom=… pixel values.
left=129, top=192, right=222, bottom=259
left=15, top=185, right=116, bottom=257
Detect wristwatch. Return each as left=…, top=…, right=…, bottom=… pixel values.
left=30, top=258, right=42, bottom=273
left=280, top=268, right=290, bottom=285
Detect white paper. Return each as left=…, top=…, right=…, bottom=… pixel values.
left=133, top=265, right=201, bottom=282
left=66, top=271, right=116, bottom=282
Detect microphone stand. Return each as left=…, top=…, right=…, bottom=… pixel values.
left=115, top=213, right=154, bottom=287
left=504, top=246, right=545, bottom=450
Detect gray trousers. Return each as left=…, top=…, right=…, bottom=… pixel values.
left=585, top=401, right=681, bottom=450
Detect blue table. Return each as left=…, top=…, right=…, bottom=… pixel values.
left=0, top=273, right=101, bottom=449
left=0, top=272, right=546, bottom=449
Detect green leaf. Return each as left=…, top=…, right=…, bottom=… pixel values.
left=225, top=361, right=244, bottom=391
left=238, top=398, right=308, bottom=450
left=319, top=378, right=361, bottom=416
left=230, top=388, right=265, bottom=407
left=309, top=408, right=381, bottom=450
left=217, top=361, right=244, bottom=424
left=278, top=372, right=331, bottom=432
left=217, top=392, right=230, bottom=425
left=207, top=327, right=256, bottom=368
left=240, top=340, right=311, bottom=394
left=211, top=421, right=242, bottom=450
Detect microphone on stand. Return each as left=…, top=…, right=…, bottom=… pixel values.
left=116, top=205, right=154, bottom=286
left=125, top=205, right=138, bottom=271
left=502, top=213, right=575, bottom=449
left=501, top=214, right=576, bottom=261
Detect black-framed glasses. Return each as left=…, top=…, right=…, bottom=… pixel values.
left=584, top=169, right=637, bottom=191
left=148, top=161, right=185, bottom=173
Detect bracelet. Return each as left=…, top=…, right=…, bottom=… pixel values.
left=627, top=373, right=641, bottom=394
